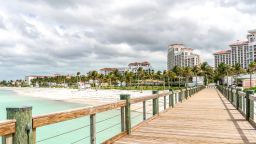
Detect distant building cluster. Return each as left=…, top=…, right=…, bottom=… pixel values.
left=167, top=44, right=201, bottom=70
left=214, top=29, right=256, bottom=68
left=25, top=74, right=71, bottom=85
left=99, top=61, right=153, bottom=75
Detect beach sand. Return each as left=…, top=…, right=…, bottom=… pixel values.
left=0, top=87, right=165, bottom=106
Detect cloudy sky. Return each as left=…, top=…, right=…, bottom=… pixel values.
left=0, top=0, right=255, bottom=80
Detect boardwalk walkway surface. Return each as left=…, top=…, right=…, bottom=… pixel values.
left=115, top=88, right=256, bottom=144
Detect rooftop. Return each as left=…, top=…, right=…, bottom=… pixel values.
left=27, top=75, right=53, bottom=78
left=181, top=48, right=193, bottom=51
left=248, top=29, right=256, bottom=34
left=229, top=40, right=248, bottom=46
left=169, top=43, right=184, bottom=46
left=128, top=61, right=150, bottom=66
left=214, top=49, right=231, bottom=55
left=99, top=68, right=117, bottom=71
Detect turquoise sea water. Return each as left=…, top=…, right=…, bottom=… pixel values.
left=0, top=90, right=143, bottom=144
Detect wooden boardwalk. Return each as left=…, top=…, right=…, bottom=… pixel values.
left=115, top=88, right=256, bottom=144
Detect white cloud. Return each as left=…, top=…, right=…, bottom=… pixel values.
left=0, top=0, right=255, bottom=80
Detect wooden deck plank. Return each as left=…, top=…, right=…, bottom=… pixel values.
left=115, top=88, right=256, bottom=144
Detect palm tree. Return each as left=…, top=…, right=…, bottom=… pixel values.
left=166, top=70, right=176, bottom=89
left=216, top=63, right=226, bottom=84
left=112, top=69, right=121, bottom=86
left=137, top=67, right=145, bottom=92
left=233, top=63, right=245, bottom=86
left=163, top=70, right=167, bottom=90
left=201, top=62, right=214, bottom=85
left=147, top=69, right=155, bottom=90
left=105, top=74, right=112, bottom=87
left=124, top=71, right=133, bottom=88
left=173, top=66, right=183, bottom=87
left=76, top=72, right=81, bottom=84
left=182, top=67, right=193, bottom=88
left=192, top=65, right=201, bottom=86
left=216, top=63, right=232, bottom=86
left=97, top=74, right=104, bottom=89
left=88, top=71, right=99, bottom=88
left=247, top=62, right=256, bottom=88
left=119, top=74, right=125, bottom=87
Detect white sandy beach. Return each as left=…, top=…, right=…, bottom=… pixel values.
left=0, top=87, right=165, bottom=106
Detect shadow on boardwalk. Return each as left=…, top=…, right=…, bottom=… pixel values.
left=115, top=88, right=256, bottom=144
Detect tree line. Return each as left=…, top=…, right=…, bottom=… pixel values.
left=216, top=62, right=256, bottom=87
left=1, top=61, right=255, bottom=88
left=0, top=62, right=217, bottom=89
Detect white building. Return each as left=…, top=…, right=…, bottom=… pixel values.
left=99, top=68, right=117, bottom=75
left=214, top=29, right=256, bottom=69
left=214, top=50, right=231, bottom=67
left=25, top=75, right=45, bottom=85
left=230, top=40, right=249, bottom=68
left=247, top=29, right=256, bottom=63
left=223, top=76, right=235, bottom=86
left=192, top=76, right=204, bottom=86
left=214, top=41, right=249, bottom=69
left=99, top=61, right=154, bottom=75
left=128, top=61, right=153, bottom=73
left=167, top=44, right=200, bottom=70
left=117, top=67, right=129, bottom=75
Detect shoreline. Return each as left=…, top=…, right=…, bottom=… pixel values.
left=0, top=87, right=155, bottom=106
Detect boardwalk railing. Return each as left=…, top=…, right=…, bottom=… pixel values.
left=217, top=86, right=256, bottom=126
left=0, top=120, right=16, bottom=144
left=0, top=86, right=205, bottom=144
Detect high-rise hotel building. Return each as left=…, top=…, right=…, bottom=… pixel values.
left=213, top=50, right=231, bottom=68
left=167, top=44, right=200, bottom=70
left=248, top=29, right=256, bottom=62
left=214, top=29, right=256, bottom=69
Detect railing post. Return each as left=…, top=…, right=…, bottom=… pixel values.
left=246, top=90, right=254, bottom=121
left=228, top=87, right=230, bottom=99
left=185, top=88, right=188, bottom=99
left=120, top=94, right=131, bottom=134
left=227, top=87, right=228, bottom=97
left=180, top=89, right=184, bottom=103
left=120, top=104, right=125, bottom=131
left=250, top=95, right=255, bottom=121
left=225, top=87, right=227, bottom=97
left=224, top=87, right=226, bottom=97
left=169, top=89, right=174, bottom=108
left=174, top=92, right=177, bottom=104
left=230, top=87, right=232, bottom=102
left=4, top=107, right=33, bottom=144
left=231, top=87, right=234, bottom=103
left=143, top=101, right=146, bottom=120
left=227, top=87, right=230, bottom=100
left=227, top=87, right=229, bottom=100
left=152, top=90, right=159, bottom=115
left=223, top=87, right=225, bottom=96
left=90, top=114, right=96, bottom=144
left=236, top=88, right=242, bottom=110
left=164, top=95, right=166, bottom=110
left=32, top=128, right=36, bottom=144
left=179, top=90, right=182, bottom=103
left=2, top=134, right=12, bottom=144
